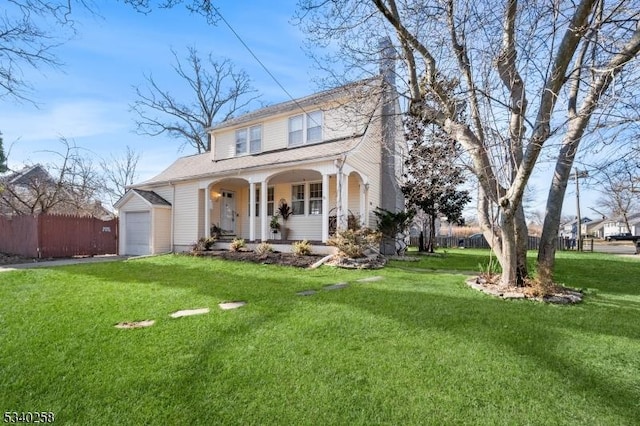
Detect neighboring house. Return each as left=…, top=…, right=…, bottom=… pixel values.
left=116, top=69, right=406, bottom=256
left=602, top=212, right=640, bottom=237
left=560, top=217, right=592, bottom=239
left=0, top=164, right=113, bottom=219
left=583, top=218, right=605, bottom=239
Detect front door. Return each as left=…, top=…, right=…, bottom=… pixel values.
left=220, top=190, right=236, bottom=235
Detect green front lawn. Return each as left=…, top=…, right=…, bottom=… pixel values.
left=1, top=251, right=639, bottom=425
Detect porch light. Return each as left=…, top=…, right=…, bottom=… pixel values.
left=210, top=189, right=221, bottom=201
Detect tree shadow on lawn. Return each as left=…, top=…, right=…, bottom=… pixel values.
left=552, top=255, right=640, bottom=296
left=61, top=255, right=640, bottom=422
left=310, top=284, right=640, bottom=424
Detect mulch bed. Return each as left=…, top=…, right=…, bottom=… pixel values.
left=191, top=250, right=324, bottom=268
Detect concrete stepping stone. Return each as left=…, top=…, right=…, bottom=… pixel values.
left=218, top=301, right=247, bottom=310
left=297, top=289, right=317, bottom=296
left=356, top=276, right=384, bottom=283
left=323, top=282, right=349, bottom=291
left=170, top=308, right=210, bottom=318
left=115, top=320, right=155, bottom=329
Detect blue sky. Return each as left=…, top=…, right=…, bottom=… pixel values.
left=1, top=1, right=316, bottom=180
left=1, top=1, right=596, bottom=217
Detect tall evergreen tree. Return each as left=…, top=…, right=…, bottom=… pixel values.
left=402, top=119, right=470, bottom=253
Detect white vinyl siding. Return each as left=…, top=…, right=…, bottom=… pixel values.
left=153, top=208, right=172, bottom=253
left=173, top=182, right=200, bottom=246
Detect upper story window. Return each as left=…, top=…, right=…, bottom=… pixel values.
left=235, top=125, right=262, bottom=156
left=288, top=110, right=323, bottom=147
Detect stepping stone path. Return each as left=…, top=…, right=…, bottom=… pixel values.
left=356, top=276, right=384, bottom=283
left=170, top=308, right=210, bottom=318
left=323, top=282, right=349, bottom=291
left=218, top=301, right=247, bottom=310
left=114, top=320, right=155, bottom=329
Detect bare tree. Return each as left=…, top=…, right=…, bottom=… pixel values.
left=595, top=163, right=640, bottom=232
left=0, top=138, right=102, bottom=216
left=297, top=0, right=640, bottom=289
left=1, top=1, right=94, bottom=102
left=100, top=146, right=140, bottom=207
left=131, top=47, right=259, bottom=154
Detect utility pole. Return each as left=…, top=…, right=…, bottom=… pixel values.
left=572, top=169, right=589, bottom=251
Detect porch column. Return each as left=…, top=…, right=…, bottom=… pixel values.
left=249, top=182, right=256, bottom=241
left=322, top=173, right=329, bottom=242
left=336, top=173, right=349, bottom=230
left=204, top=188, right=211, bottom=238
left=359, top=181, right=368, bottom=227
left=260, top=180, right=268, bottom=241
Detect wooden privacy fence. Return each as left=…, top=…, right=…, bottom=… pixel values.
left=0, top=214, right=118, bottom=258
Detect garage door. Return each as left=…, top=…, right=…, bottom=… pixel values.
left=125, top=211, right=151, bottom=255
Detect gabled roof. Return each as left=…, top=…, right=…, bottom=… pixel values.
left=135, top=134, right=364, bottom=186
left=6, top=164, right=55, bottom=186
left=132, top=189, right=171, bottom=206
left=209, top=77, right=382, bottom=131
left=114, top=188, right=172, bottom=209
left=133, top=77, right=385, bottom=188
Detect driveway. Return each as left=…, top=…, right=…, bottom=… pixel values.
left=0, top=255, right=131, bottom=272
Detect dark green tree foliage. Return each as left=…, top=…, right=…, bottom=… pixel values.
left=0, top=132, right=7, bottom=173
left=373, top=207, right=415, bottom=255
left=402, top=117, right=470, bottom=253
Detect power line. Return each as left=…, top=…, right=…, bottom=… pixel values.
left=212, top=6, right=310, bottom=116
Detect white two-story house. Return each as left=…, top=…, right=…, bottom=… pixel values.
left=115, top=71, right=406, bottom=256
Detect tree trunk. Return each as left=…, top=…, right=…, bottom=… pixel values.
left=427, top=214, right=436, bottom=253
left=538, top=142, right=574, bottom=285
left=515, top=204, right=529, bottom=286
left=498, top=214, right=519, bottom=288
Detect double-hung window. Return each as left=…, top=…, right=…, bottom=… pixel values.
left=267, top=187, right=274, bottom=216
left=235, top=125, right=262, bottom=156
left=309, top=182, right=322, bottom=215
left=288, top=110, right=323, bottom=146
left=288, top=115, right=304, bottom=147
left=249, top=126, right=261, bottom=153
left=306, top=111, right=322, bottom=143
left=291, top=184, right=305, bottom=215
left=290, top=182, right=323, bottom=215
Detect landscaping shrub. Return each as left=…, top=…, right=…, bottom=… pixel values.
left=229, top=238, right=246, bottom=252
left=291, top=240, right=312, bottom=256
left=327, top=228, right=381, bottom=258
left=255, top=242, right=273, bottom=255
left=192, top=236, right=216, bottom=251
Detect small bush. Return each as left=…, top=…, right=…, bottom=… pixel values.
left=192, top=236, right=216, bottom=252
left=229, top=238, right=246, bottom=252
left=255, top=242, right=273, bottom=255
left=327, top=228, right=381, bottom=258
left=291, top=240, right=312, bottom=256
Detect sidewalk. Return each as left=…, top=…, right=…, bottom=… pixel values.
left=0, top=255, right=131, bottom=272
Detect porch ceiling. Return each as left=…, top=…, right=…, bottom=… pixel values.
left=269, top=169, right=322, bottom=184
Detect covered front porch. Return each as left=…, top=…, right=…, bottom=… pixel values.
left=201, top=165, right=369, bottom=244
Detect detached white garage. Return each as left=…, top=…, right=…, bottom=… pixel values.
left=115, top=189, right=172, bottom=256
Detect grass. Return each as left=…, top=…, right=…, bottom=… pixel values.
left=1, top=250, right=639, bottom=425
